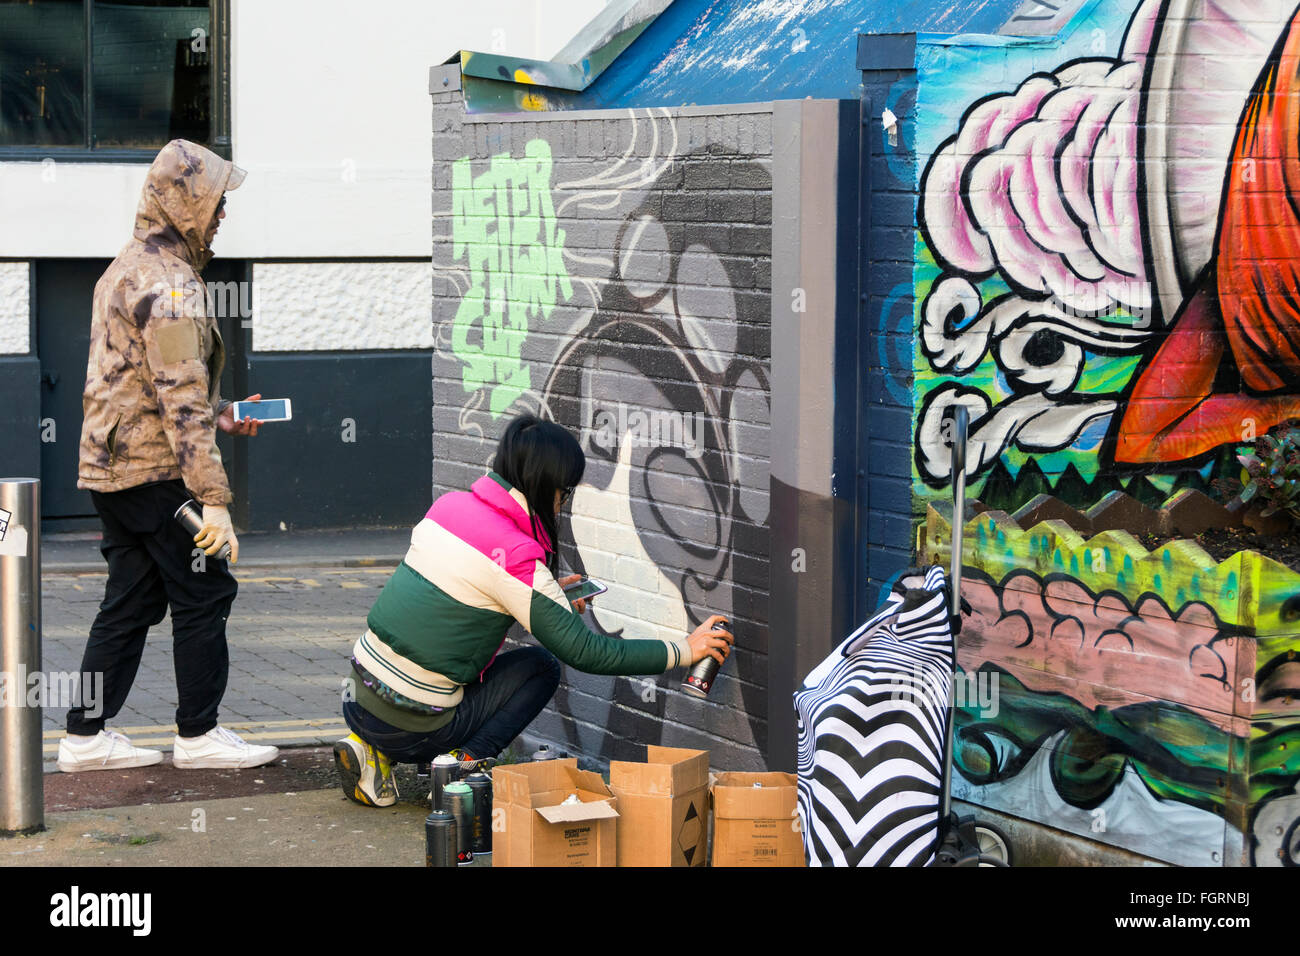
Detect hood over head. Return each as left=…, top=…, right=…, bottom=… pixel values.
left=133, top=139, right=246, bottom=270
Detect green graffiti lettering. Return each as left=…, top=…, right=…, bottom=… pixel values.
left=451, top=139, right=571, bottom=417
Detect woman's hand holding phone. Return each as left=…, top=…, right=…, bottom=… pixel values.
left=686, top=614, right=733, bottom=666
left=558, top=573, right=589, bottom=614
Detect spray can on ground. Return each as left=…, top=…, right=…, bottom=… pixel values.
left=443, top=781, right=474, bottom=865
left=466, top=771, right=493, bottom=855
left=424, top=810, right=457, bottom=867
left=430, top=753, right=458, bottom=811
left=531, top=744, right=560, bottom=761
left=174, top=499, right=231, bottom=561
left=682, top=618, right=730, bottom=698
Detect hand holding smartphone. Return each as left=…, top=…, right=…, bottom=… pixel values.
left=231, top=398, right=292, bottom=423
left=562, top=575, right=608, bottom=601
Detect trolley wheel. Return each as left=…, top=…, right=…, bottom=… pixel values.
left=972, top=821, right=1013, bottom=865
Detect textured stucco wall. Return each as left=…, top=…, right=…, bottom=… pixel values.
left=0, top=262, right=30, bottom=355
left=251, top=261, right=433, bottom=352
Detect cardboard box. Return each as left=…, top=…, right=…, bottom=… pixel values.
left=710, top=771, right=806, bottom=867
left=609, top=746, right=710, bottom=867
left=492, top=759, right=619, bottom=866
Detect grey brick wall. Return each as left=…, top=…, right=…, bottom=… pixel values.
left=432, top=92, right=773, bottom=770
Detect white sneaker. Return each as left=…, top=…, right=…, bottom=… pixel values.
left=172, top=725, right=279, bottom=770
left=57, top=730, right=164, bottom=773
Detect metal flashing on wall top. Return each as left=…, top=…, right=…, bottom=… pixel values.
left=430, top=64, right=462, bottom=95
left=459, top=0, right=673, bottom=103
left=461, top=101, right=773, bottom=124
left=997, top=0, right=1091, bottom=36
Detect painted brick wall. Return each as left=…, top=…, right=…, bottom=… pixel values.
left=899, top=0, right=1300, bottom=868
left=910, top=0, right=1300, bottom=519
left=861, top=63, right=920, bottom=606
left=431, top=83, right=773, bottom=770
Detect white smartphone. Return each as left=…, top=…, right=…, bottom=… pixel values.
left=231, top=398, right=292, bottom=422
left=562, top=575, right=608, bottom=601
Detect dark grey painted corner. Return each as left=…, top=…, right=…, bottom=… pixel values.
left=857, top=32, right=916, bottom=70
left=0, top=356, right=40, bottom=479
left=767, top=99, right=861, bottom=771
left=242, top=351, right=433, bottom=532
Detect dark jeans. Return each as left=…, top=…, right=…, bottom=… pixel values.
left=66, top=479, right=238, bottom=739
left=343, top=646, right=561, bottom=763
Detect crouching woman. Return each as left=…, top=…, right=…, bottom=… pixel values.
left=334, top=413, right=733, bottom=806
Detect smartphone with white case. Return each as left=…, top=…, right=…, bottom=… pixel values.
left=231, top=398, right=292, bottom=423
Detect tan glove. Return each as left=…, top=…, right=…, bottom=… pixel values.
left=194, top=504, right=239, bottom=564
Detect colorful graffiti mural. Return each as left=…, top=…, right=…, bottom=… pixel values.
left=433, top=111, right=772, bottom=767
left=922, top=505, right=1300, bottom=865
left=911, top=0, right=1300, bottom=865
left=914, top=0, right=1300, bottom=512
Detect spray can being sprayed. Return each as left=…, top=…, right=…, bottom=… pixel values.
left=682, top=618, right=730, bottom=699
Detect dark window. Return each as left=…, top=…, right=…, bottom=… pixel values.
left=0, top=0, right=86, bottom=146
left=0, top=0, right=227, bottom=157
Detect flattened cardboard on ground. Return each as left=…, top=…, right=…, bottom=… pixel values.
left=609, top=745, right=710, bottom=867
left=492, top=759, right=619, bottom=866
left=710, top=771, right=805, bottom=867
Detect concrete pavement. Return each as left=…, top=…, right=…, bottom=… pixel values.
left=19, top=528, right=521, bottom=868
left=2, top=788, right=432, bottom=867
left=39, top=528, right=409, bottom=757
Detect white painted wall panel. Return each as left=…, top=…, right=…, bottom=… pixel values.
left=0, top=1, right=611, bottom=259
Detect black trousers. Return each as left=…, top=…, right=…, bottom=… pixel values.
left=66, top=479, right=238, bottom=739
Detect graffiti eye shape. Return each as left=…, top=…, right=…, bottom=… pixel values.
left=1022, top=327, right=1066, bottom=366
left=956, top=727, right=1024, bottom=785
left=1258, top=662, right=1300, bottom=706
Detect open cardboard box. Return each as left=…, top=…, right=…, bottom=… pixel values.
left=493, top=759, right=619, bottom=866
left=710, top=771, right=806, bottom=867
left=609, top=746, right=709, bottom=867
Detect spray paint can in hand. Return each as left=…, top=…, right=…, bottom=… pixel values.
left=682, top=618, right=730, bottom=699
left=443, top=781, right=474, bottom=865
left=424, top=810, right=457, bottom=867
left=430, top=753, right=458, bottom=811
left=466, top=771, right=493, bottom=855
left=174, top=499, right=231, bottom=561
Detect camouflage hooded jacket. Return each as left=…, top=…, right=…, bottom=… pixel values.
left=77, top=140, right=246, bottom=506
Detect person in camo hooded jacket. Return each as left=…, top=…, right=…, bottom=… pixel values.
left=59, top=139, right=278, bottom=773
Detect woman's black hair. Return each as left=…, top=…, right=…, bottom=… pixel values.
left=491, top=413, right=585, bottom=574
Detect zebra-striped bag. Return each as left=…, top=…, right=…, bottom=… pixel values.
left=794, top=564, right=955, bottom=866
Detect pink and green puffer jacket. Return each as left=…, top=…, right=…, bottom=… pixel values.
left=349, top=472, right=691, bottom=731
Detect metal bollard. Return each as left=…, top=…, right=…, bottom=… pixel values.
left=0, top=478, right=43, bottom=835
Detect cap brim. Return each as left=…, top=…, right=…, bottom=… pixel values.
left=225, top=163, right=247, bottom=191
